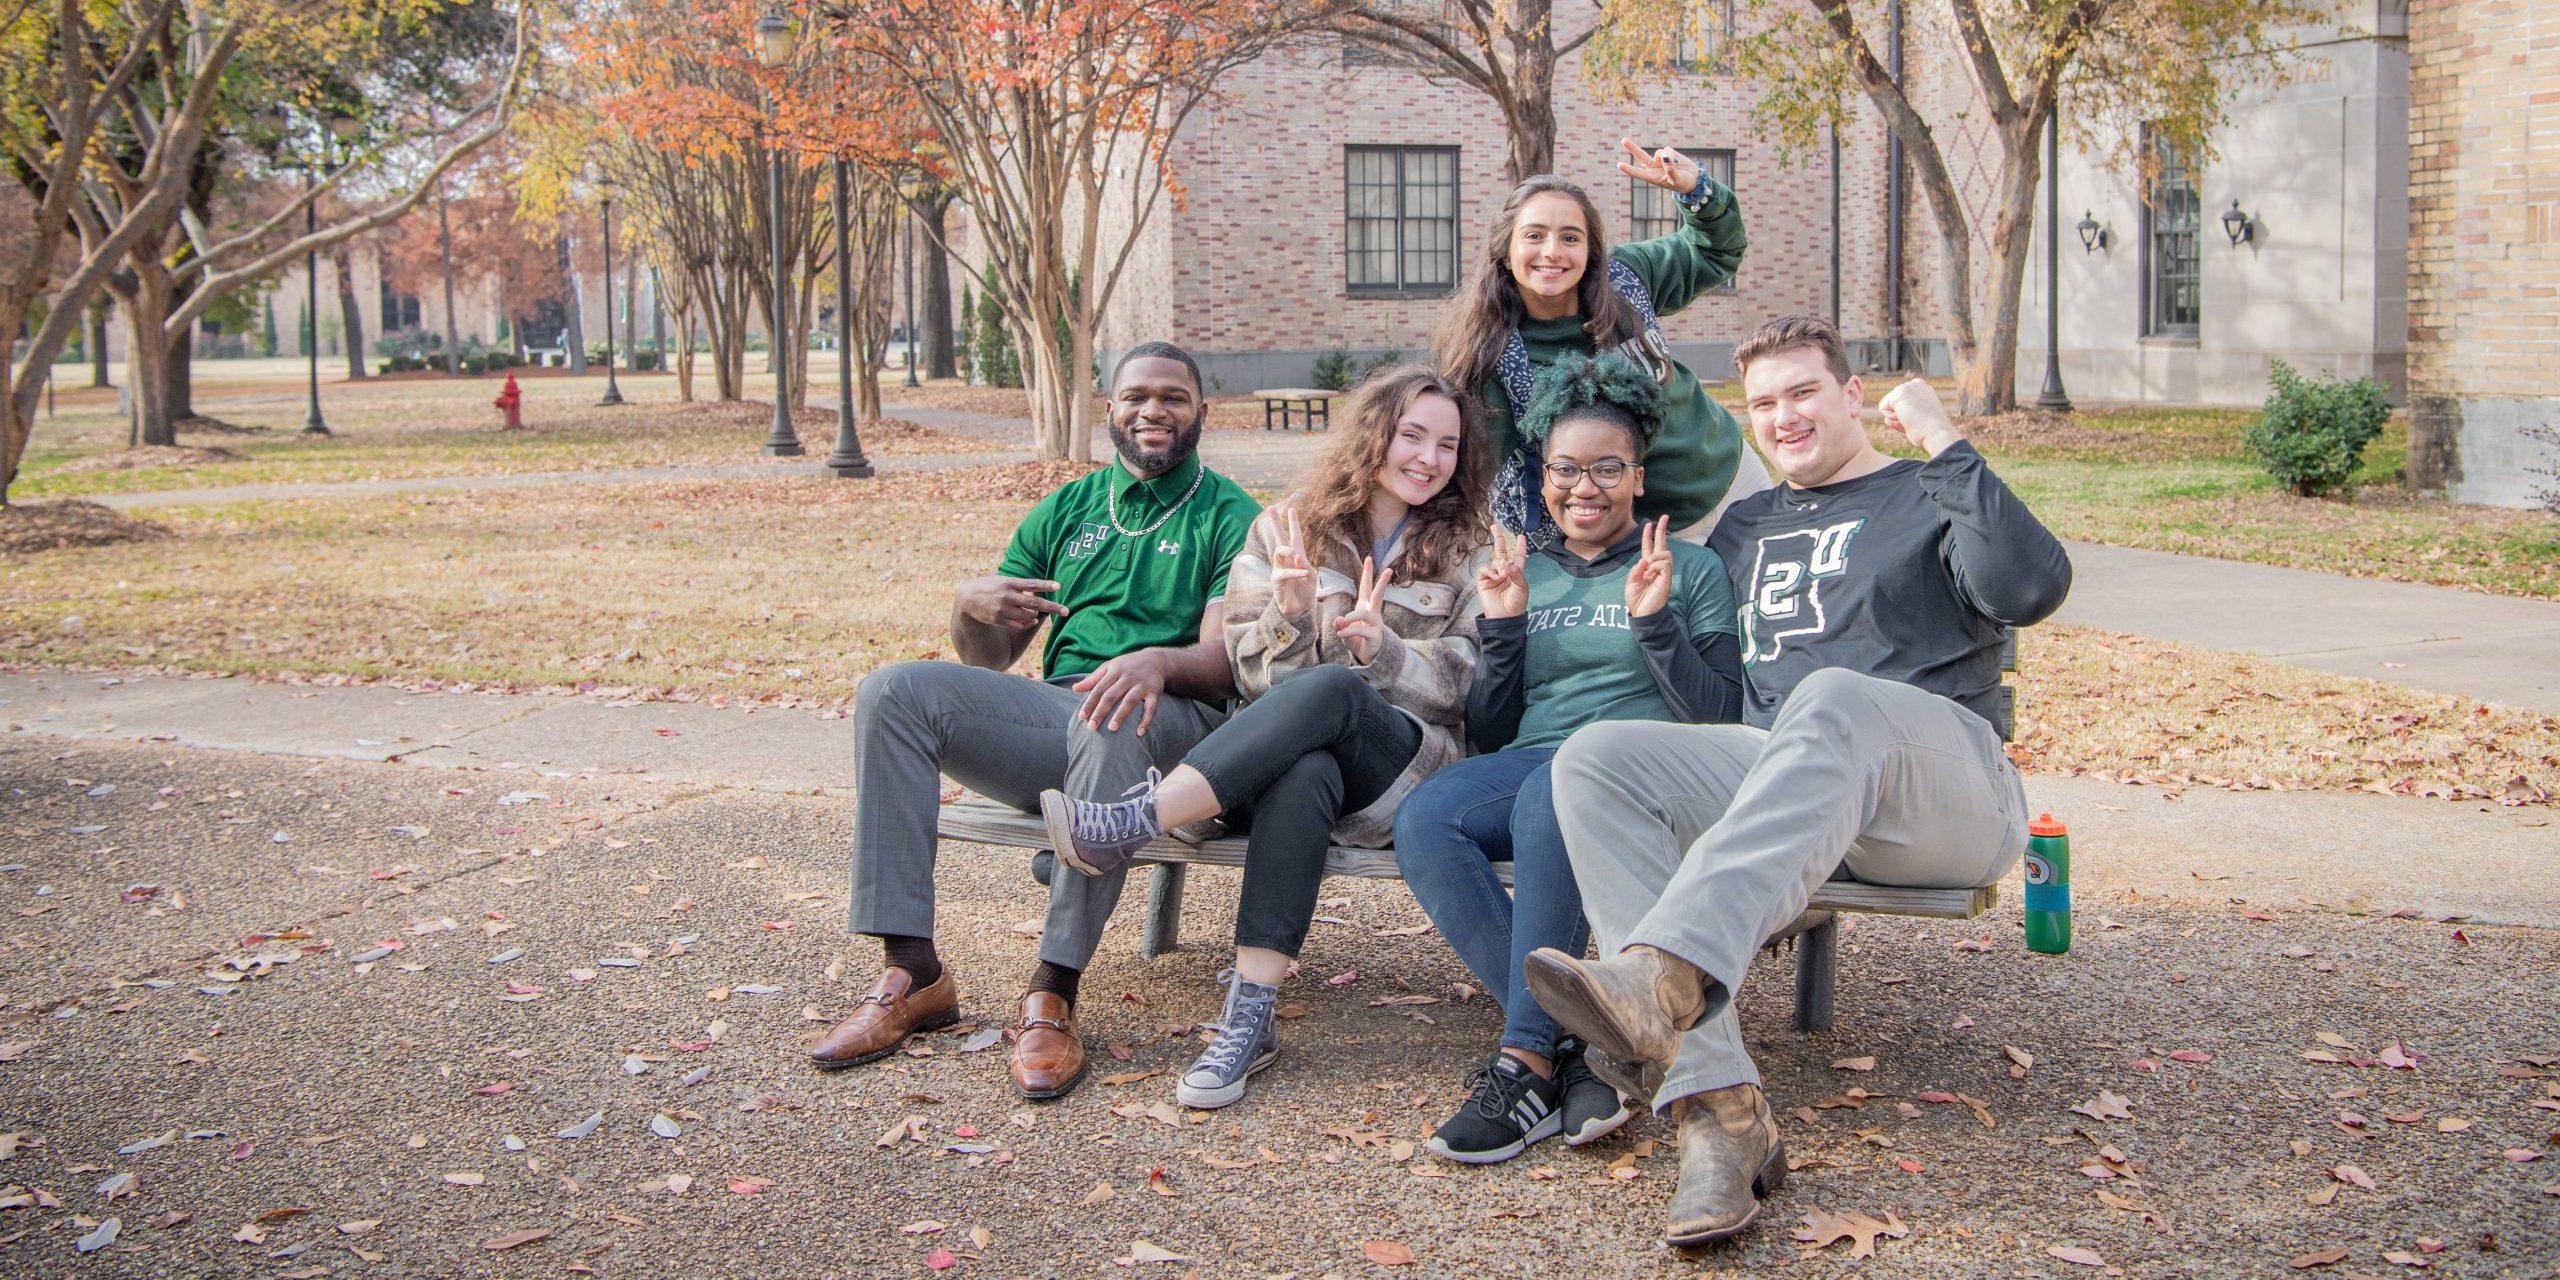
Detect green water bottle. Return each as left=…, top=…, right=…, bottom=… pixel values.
left=2024, top=813, right=2071, bottom=954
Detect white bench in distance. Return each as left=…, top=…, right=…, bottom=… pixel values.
left=934, top=630, right=2022, bottom=1035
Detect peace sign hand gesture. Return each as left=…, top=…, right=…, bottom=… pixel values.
left=1331, top=555, right=1393, bottom=664
left=1474, top=529, right=1529, bottom=620
left=1269, top=509, right=1316, bottom=620
left=1625, top=515, right=1677, bottom=618
left=1617, top=137, right=1700, bottom=195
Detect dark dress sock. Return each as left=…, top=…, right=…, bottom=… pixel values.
left=872, top=933, right=944, bottom=989
left=1027, top=960, right=1081, bottom=1006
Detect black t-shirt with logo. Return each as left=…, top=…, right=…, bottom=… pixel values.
left=1706, top=442, right=2072, bottom=730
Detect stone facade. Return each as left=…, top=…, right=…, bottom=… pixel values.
left=2023, top=3, right=2410, bottom=406
left=2405, top=0, right=2560, bottom=508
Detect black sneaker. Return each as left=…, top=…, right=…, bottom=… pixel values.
left=1424, top=1052, right=1563, bottom=1165
left=1557, top=1037, right=1634, bottom=1145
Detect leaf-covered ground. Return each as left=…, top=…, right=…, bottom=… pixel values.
left=1, top=738, right=2551, bottom=1277
left=6, top=472, right=2553, bottom=807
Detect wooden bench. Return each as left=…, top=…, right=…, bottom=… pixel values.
left=935, top=630, right=2021, bottom=1035
left=1253, top=387, right=1336, bottom=431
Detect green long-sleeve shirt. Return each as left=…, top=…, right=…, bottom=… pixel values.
left=1472, top=177, right=1750, bottom=532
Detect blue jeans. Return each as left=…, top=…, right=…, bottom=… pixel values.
left=1393, top=748, right=1587, bottom=1060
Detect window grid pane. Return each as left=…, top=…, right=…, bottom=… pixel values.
left=1346, top=145, right=1459, bottom=294
left=2144, top=131, right=2201, bottom=336
left=1674, top=0, right=1736, bottom=71
left=1627, top=149, right=1736, bottom=292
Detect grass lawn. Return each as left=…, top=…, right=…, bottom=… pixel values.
left=8, top=360, right=997, bottom=500
left=5, top=467, right=2552, bottom=805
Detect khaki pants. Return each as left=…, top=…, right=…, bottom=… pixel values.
left=1549, top=668, right=2026, bottom=1109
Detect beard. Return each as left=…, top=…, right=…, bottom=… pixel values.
left=1107, top=409, right=1207, bottom=475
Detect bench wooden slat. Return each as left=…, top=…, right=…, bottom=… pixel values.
left=937, top=800, right=1994, bottom=920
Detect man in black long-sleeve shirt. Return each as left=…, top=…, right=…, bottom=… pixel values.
left=1524, top=315, right=2073, bottom=1248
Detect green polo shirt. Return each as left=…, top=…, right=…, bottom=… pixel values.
left=995, top=453, right=1261, bottom=680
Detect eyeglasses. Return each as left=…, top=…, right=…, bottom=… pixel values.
left=1542, top=460, right=1633, bottom=489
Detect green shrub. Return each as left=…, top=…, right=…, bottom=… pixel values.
left=2245, top=360, right=2392, bottom=497
left=1311, top=347, right=1355, bottom=391
left=1360, top=348, right=1404, bottom=380
left=970, top=266, right=1020, bottom=389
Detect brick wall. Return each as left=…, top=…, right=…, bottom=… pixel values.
left=2405, top=0, right=2560, bottom=505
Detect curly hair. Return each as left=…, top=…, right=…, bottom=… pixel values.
left=1515, top=350, right=1667, bottom=457
left=1282, top=365, right=1491, bottom=583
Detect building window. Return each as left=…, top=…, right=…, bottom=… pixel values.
left=1674, top=0, right=1736, bottom=71
left=1628, top=149, right=1737, bottom=292
left=1346, top=145, right=1460, bottom=296
left=2141, top=130, right=2201, bottom=338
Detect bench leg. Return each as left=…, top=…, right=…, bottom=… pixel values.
left=1793, top=915, right=1837, bottom=1035
left=1140, top=862, right=1186, bottom=960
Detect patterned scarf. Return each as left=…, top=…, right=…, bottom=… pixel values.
left=1491, top=259, right=1672, bottom=545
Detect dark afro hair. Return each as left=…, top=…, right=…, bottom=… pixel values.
left=1516, top=350, right=1666, bottom=457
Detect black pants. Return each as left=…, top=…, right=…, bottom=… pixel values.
left=1186, top=664, right=1423, bottom=956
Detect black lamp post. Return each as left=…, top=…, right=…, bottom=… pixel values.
left=597, top=175, right=625, bottom=406
left=824, top=155, right=875, bottom=478
left=2034, top=115, right=2071, bottom=412
left=755, top=11, right=803, bottom=456
left=301, top=111, right=359, bottom=436
left=900, top=180, right=920, bottom=389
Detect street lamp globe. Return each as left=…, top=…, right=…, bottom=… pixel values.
left=754, top=13, right=794, bottom=67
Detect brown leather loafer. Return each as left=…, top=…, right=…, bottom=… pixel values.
left=1009, top=991, right=1087, bottom=1100
left=810, top=968, right=958, bottom=1071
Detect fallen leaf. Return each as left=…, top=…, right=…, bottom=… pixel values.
left=2332, top=1164, right=2378, bottom=1190
left=1079, top=1180, right=1114, bottom=1206
left=482, top=1228, right=553, bottom=1251
left=2047, top=1244, right=2106, bottom=1266
left=2289, top=1245, right=2350, bottom=1268
left=442, top=1172, right=485, bottom=1186
left=1790, top=1208, right=1910, bottom=1259
left=924, top=1248, right=957, bottom=1271
left=1831, top=1056, right=1877, bottom=1072
left=1362, top=1239, right=1417, bottom=1266
left=1127, top=1240, right=1186, bottom=1263
left=2002, top=1045, right=2034, bottom=1072
left=2070, top=1089, right=2134, bottom=1122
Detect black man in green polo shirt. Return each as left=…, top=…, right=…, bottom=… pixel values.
left=813, top=341, right=1260, bottom=1101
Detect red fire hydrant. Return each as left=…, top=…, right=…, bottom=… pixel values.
left=493, top=373, right=523, bottom=431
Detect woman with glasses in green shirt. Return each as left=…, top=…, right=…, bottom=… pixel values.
left=1395, top=352, right=1743, bottom=1166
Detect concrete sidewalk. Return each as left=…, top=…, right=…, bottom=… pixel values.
left=7, top=669, right=2553, bottom=929
left=2053, top=541, right=2560, bottom=714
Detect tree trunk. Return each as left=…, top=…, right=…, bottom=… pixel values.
left=88, top=301, right=111, bottom=388
left=120, top=268, right=177, bottom=448
left=333, top=242, right=367, bottom=380
left=1500, top=85, right=1559, bottom=185
left=167, top=323, right=194, bottom=421
left=921, top=192, right=957, bottom=380
left=560, top=236, right=589, bottom=375
left=439, top=195, right=461, bottom=376
left=1964, top=128, right=2043, bottom=416
left=674, top=304, right=697, bottom=401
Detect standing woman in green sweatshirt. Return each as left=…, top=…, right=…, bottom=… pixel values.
left=1437, top=141, right=1771, bottom=546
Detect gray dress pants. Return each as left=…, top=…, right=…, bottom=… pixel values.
left=847, top=659, right=1227, bottom=970
left=1549, top=668, right=2026, bottom=1110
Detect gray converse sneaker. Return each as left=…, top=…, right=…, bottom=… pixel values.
left=1041, top=771, right=1166, bottom=877
left=1175, top=972, right=1281, bottom=1109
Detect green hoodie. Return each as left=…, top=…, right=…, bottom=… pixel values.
left=1471, top=177, right=1749, bottom=531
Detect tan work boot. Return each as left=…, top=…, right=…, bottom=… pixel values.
left=1665, top=1083, right=1786, bottom=1248
left=1521, top=944, right=1707, bottom=1101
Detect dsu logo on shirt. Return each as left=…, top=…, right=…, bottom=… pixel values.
left=1063, top=522, right=1112, bottom=561
left=1741, top=519, right=1863, bottom=664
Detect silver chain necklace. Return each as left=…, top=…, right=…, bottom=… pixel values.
left=1106, top=462, right=1205, bottom=539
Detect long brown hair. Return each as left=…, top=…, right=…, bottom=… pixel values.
left=1283, top=365, right=1491, bottom=583
left=1433, top=175, right=1643, bottom=399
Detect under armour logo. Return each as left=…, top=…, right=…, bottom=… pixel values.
left=1157, top=539, right=1181, bottom=555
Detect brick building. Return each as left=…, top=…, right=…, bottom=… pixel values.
left=1031, top=1, right=2427, bottom=420
left=2404, top=0, right=2560, bottom=508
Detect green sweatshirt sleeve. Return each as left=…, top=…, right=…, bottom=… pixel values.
left=1609, top=176, right=1745, bottom=317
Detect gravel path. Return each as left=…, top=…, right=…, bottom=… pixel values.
left=3, top=736, right=2552, bottom=1277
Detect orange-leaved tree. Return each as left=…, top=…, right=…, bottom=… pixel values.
left=827, top=0, right=1296, bottom=459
